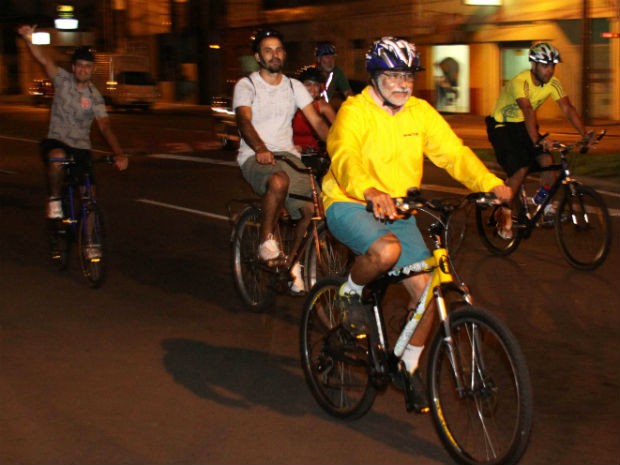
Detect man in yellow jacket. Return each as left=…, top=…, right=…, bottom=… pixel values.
left=322, top=36, right=512, bottom=410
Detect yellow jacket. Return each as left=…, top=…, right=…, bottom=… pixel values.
left=322, top=87, right=503, bottom=210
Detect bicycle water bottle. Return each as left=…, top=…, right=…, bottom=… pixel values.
left=533, top=185, right=551, bottom=205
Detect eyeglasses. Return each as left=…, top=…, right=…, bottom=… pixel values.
left=382, top=71, right=415, bottom=83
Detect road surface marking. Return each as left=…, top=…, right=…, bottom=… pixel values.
left=135, top=198, right=230, bottom=221
left=148, top=153, right=237, bottom=166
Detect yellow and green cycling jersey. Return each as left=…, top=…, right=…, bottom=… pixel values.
left=322, top=87, right=503, bottom=211
left=491, top=69, right=565, bottom=124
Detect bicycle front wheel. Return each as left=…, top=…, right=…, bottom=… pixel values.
left=303, top=222, right=351, bottom=291
left=555, top=184, right=611, bottom=270
left=475, top=203, right=521, bottom=256
left=231, top=205, right=275, bottom=311
left=427, top=307, right=532, bottom=465
left=300, top=277, right=376, bottom=419
left=77, top=203, right=106, bottom=288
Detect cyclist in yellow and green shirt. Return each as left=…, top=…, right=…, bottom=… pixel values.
left=322, top=36, right=511, bottom=411
left=486, top=42, right=592, bottom=239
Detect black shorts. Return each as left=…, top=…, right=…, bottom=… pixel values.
left=40, top=138, right=95, bottom=184
left=485, top=117, right=542, bottom=177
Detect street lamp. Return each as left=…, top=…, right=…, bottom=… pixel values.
left=55, top=4, right=79, bottom=30
left=32, top=32, right=51, bottom=44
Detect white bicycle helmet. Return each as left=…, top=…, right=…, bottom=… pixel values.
left=366, top=37, right=424, bottom=73
left=529, top=42, right=561, bottom=64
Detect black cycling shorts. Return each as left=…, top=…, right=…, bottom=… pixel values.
left=485, top=117, right=542, bottom=177
left=40, top=138, right=95, bottom=184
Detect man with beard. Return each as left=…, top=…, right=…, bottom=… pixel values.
left=17, top=25, right=128, bottom=223
left=322, top=37, right=511, bottom=410
left=233, top=28, right=329, bottom=294
left=485, top=42, right=592, bottom=239
left=314, top=41, right=353, bottom=108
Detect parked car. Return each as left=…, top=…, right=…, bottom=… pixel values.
left=28, top=78, right=54, bottom=106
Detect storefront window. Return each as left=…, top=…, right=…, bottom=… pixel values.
left=432, top=45, right=470, bottom=113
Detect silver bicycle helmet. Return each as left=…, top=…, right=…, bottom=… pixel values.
left=315, top=41, right=337, bottom=57
left=528, top=42, right=561, bottom=64
left=366, top=37, right=424, bottom=73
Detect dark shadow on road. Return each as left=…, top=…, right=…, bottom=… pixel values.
left=161, top=338, right=447, bottom=462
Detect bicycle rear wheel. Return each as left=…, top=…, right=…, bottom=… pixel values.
left=300, top=277, right=376, bottom=419
left=475, top=203, right=521, bottom=256
left=231, top=205, right=275, bottom=311
left=555, top=184, right=611, bottom=270
left=303, top=222, right=351, bottom=291
left=427, top=307, right=532, bottom=465
left=77, top=202, right=106, bottom=288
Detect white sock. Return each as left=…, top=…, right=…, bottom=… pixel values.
left=401, top=344, right=424, bottom=374
left=340, top=274, right=364, bottom=296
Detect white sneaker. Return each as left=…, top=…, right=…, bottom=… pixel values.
left=47, top=199, right=63, bottom=219
left=543, top=203, right=556, bottom=217
left=258, top=234, right=282, bottom=261
left=289, top=262, right=305, bottom=294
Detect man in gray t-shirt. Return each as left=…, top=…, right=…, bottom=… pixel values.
left=18, top=24, right=128, bottom=220
left=233, top=28, right=329, bottom=294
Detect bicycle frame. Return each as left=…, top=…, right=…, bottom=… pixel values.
left=63, top=172, right=96, bottom=233
left=364, top=243, right=473, bottom=383
left=361, top=193, right=483, bottom=390
left=514, top=158, right=568, bottom=234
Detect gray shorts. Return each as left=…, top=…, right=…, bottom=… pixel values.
left=240, top=151, right=314, bottom=220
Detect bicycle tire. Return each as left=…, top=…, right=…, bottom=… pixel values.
left=303, top=222, right=351, bottom=291
left=427, top=307, right=532, bottom=465
left=77, top=202, right=106, bottom=288
left=231, top=205, right=275, bottom=311
left=555, top=184, right=611, bottom=270
left=300, top=277, right=376, bottom=419
left=475, top=203, right=521, bottom=256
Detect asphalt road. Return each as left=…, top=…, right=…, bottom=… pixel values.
left=1, top=104, right=619, bottom=464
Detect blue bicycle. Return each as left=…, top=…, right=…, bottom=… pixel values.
left=49, top=155, right=111, bottom=287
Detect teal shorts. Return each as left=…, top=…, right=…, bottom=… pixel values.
left=326, top=201, right=430, bottom=269
left=240, top=151, right=313, bottom=220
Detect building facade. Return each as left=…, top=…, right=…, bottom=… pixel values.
left=6, top=0, right=619, bottom=120
left=224, top=0, right=620, bottom=121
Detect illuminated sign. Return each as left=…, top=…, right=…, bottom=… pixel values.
left=32, top=32, right=51, bottom=44
left=464, top=0, right=502, bottom=4
left=601, top=32, right=620, bottom=39
left=55, top=4, right=79, bottom=30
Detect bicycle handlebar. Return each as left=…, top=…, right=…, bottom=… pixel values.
left=48, top=155, right=116, bottom=165
left=273, top=154, right=314, bottom=174
left=366, top=188, right=501, bottom=217
left=550, top=129, right=606, bottom=155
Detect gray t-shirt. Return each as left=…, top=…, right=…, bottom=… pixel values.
left=232, top=71, right=313, bottom=166
left=48, top=68, right=108, bottom=149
